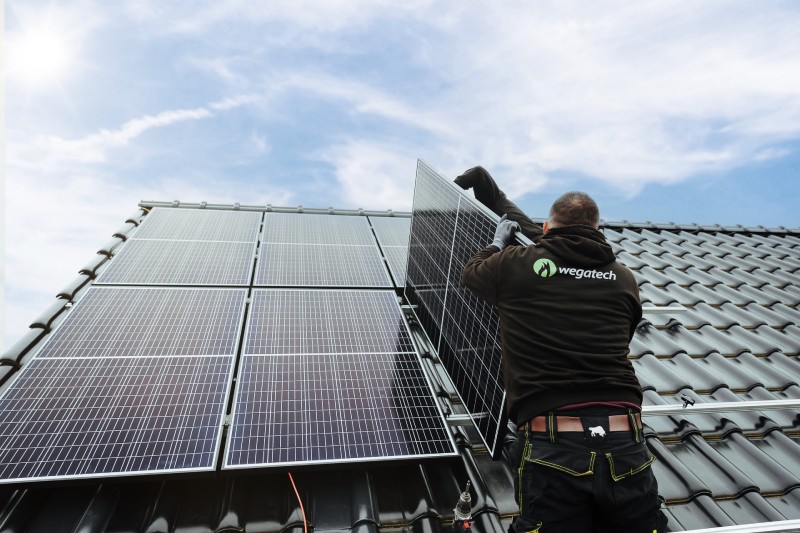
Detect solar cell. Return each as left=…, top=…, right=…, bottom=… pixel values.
left=255, top=243, right=392, bottom=287
left=224, top=289, right=456, bottom=468
left=133, top=208, right=262, bottom=242
left=0, top=355, right=233, bottom=483
left=95, top=240, right=256, bottom=286
left=405, top=160, right=508, bottom=459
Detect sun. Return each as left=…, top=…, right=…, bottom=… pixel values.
left=6, top=11, right=81, bottom=91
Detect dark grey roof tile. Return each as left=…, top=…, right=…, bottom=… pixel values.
left=696, top=232, right=725, bottom=245
left=702, top=352, right=762, bottom=392
left=688, top=255, right=720, bottom=272
left=726, top=285, right=777, bottom=306
left=661, top=267, right=704, bottom=287
left=658, top=253, right=696, bottom=270
left=713, top=285, right=760, bottom=306
left=635, top=323, right=687, bottom=357
left=609, top=240, right=626, bottom=255
left=741, top=386, right=800, bottom=435
left=711, top=432, right=800, bottom=498
left=616, top=251, right=647, bottom=270
left=714, top=255, right=748, bottom=272
left=785, top=283, right=800, bottom=299
left=639, top=282, right=679, bottom=306
left=660, top=240, right=691, bottom=257
left=663, top=494, right=736, bottom=530
left=662, top=283, right=704, bottom=305
left=719, top=302, right=767, bottom=329
left=647, top=436, right=712, bottom=504
left=621, top=228, right=646, bottom=243
left=664, top=324, right=719, bottom=357
left=715, top=491, right=789, bottom=524
left=681, top=284, right=732, bottom=306
left=725, top=268, right=767, bottom=288
left=766, top=352, right=800, bottom=384
left=639, top=240, right=668, bottom=255
left=754, top=324, right=800, bottom=356
left=673, top=304, right=718, bottom=329
left=667, top=353, right=727, bottom=393
left=755, top=269, right=795, bottom=288
left=740, top=244, right=773, bottom=259
left=743, top=303, right=796, bottom=328
left=753, top=430, right=800, bottom=480
left=640, top=252, right=673, bottom=270
left=632, top=353, right=691, bottom=394
left=693, top=325, right=751, bottom=356
left=769, top=304, right=800, bottom=327
left=637, top=265, right=673, bottom=287
left=759, top=285, right=800, bottom=306
left=668, top=434, right=758, bottom=499
left=658, top=230, right=690, bottom=244
left=601, top=228, right=624, bottom=243
left=756, top=255, right=796, bottom=272
left=726, top=326, right=782, bottom=356
left=780, top=234, right=800, bottom=246
left=640, top=228, right=667, bottom=243
left=701, top=267, right=745, bottom=287
left=735, top=352, right=795, bottom=390
left=767, top=487, right=800, bottom=520
left=682, top=267, right=724, bottom=286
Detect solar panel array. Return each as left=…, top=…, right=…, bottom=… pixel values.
left=405, top=160, right=507, bottom=459
left=225, top=289, right=455, bottom=468
left=255, top=213, right=393, bottom=288
left=1, top=204, right=457, bottom=484
left=0, top=287, right=245, bottom=483
left=96, top=208, right=261, bottom=286
left=369, top=216, right=412, bottom=287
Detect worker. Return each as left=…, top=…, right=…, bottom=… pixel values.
left=458, top=166, right=665, bottom=533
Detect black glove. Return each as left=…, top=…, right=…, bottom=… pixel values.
left=491, top=215, right=520, bottom=251
left=454, top=166, right=505, bottom=211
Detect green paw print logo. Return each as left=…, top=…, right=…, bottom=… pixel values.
left=533, top=258, right=557, bottom=278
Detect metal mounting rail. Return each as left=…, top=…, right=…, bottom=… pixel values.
left=643, top=305, right=688, bottom=314
left=679, top=518, right=800, bottom=533
left=641, top=399, right=800, bottom=417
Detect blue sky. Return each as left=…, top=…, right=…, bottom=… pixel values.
left=4, top=0, right=800, bottom=349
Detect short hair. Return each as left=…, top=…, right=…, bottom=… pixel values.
left=548, top=191, right=600, bottom=228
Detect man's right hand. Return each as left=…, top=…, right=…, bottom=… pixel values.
left=491, top=215, right=520, bottom=251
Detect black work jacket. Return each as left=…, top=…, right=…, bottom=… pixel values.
left=461, top=225, right=643, bottom=425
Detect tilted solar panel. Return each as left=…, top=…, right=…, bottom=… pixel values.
left=405, top=160, right=507, bottom=459
left=95, top=240, right=257, bottom=286
left=224, top=289, right=457, bottom=468
left=0, top=287, right=246, bottom=483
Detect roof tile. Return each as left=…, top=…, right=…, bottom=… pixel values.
left=632, top=354, right=691, bottom=393
left=715, top=491, right=789, bottom=523
left=753, top=325, right=800, bottom=355
left=647, top=436, right=711, bottom=504
left=638, top=282, right=679, bottom=306
left=735, top=352, right=796, bottom=390
left=766, top=487, right=800, bottom=520
left=668, top=434, right=758, bottom=499
left=664, top=324, right=718, bottom=357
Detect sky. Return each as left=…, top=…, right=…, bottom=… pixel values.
left=4, top=0, right=800, bottom=350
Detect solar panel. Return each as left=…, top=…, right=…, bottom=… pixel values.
left=133, top=208, right=262, bottom=242
left=369, top=217, right=411, bottom=287
left=255, top=243, right=392, bottom=288
left=224, top=289, right=456, bottom=468
left=0, top=287, right=246, bottom=483
left=36, top=287, right=247, bottom=358
left=405, top=160, right=507, bottom=459
left=263, top=213, right=375, bottom=245
left=95, top=240, right=256, bottom=286
left=0, top=355, right=233, bottom=483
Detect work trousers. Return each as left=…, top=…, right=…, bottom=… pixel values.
left=507, top=407, right=666, bottom=533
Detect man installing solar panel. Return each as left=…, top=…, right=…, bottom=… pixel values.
left=457, top=166, right=666, bottom=533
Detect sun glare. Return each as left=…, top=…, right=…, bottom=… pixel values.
left=8, top=20, right=78, bottom=90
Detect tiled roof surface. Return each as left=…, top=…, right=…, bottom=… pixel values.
left=1, top=204, right=798, bottom=532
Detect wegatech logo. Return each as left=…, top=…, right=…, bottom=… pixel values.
left=532, top=258, right=617, bottom=281
left=533, top=258, right=557, bottom=277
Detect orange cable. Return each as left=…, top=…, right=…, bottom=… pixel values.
left=288, top=471, right=308, bottom=533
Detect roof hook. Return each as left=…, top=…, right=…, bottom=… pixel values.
left=680, top=395, right=695, bottom=409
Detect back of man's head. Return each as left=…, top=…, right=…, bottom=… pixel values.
left=548, top=191, right=600, bottom=229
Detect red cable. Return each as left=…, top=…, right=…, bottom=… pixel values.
left=288, top=471, right=308, bottom=533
